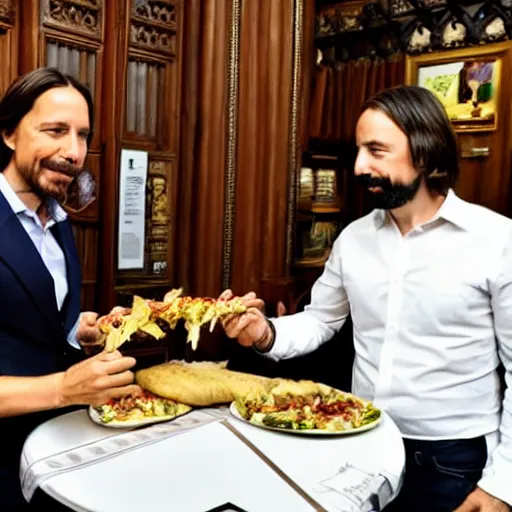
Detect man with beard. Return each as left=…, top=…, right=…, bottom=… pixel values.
left=221, top=86, right=512, bottom=511
left=0, top=68, right=141, bottom=510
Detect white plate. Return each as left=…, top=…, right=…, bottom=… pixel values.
left=229, top=402, right=381, bottom=436
left=88, top=406, right=191, bottom=429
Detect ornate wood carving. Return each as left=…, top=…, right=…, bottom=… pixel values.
left=146, top=160, right=171, bottom=276
left=316, top=0, right=512, bottom=60
left=41, top=0, right=103, bottom=38
left=130, top=0, right=177, bottom=56
left=390, top=0, right=415, bottom=17
left=221, top=0, right=240, bottom=290
left=0, top=0, right=15, bottom=26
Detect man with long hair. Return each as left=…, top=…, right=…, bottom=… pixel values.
left=0, top=68, right=140, bottom=509
left=221, top=86, right=511, bottom=511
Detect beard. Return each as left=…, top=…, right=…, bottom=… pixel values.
left=17, top=158, right=95, bottom=210
left=356, top=173, right=422, bottom=210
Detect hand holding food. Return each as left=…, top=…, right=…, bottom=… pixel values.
left=98, top=288, right=249, bottom=353
left=76, top=311, right=104, bottom=356
left=219, top=290, right=273, bottom=351
left=57, top=350, right=141, bottom=407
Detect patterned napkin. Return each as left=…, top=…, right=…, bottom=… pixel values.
left=20, top=408, right=228, bottom=502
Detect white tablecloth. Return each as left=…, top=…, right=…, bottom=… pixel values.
left=20, top=407, right=405, bottom=512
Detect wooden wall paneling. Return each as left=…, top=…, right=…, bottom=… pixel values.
left=0, top=0, right=18, bottom=94
left=454, top=45, right=512, bottom=215
left=230, top=0, right=299, bottom=306
left=175, top=0, right=200, bottom=293
left=169, top=0, right=234, bottom=361
left=98, top=0, right=130, bottom=313
left=17, top=0, right=39, bottom=73
left=299, top=0, right=316, bottom=153
left=99, top=1, right=184, bottom=313
left=72, top=223, right=98, bottom=310
left=115, top=0, right=182, bottom=298
left=186, top=0, right=231, bottom=299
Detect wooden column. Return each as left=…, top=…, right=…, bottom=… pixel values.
left=177, top=0, right=232, bottom=299
left=227, top=0, right=314, bottom=313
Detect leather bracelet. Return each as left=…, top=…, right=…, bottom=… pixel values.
left=253, top=319, right=276, bottom=354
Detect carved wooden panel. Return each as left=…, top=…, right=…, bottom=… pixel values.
left=41, top=0, right=103, bottom=39
left=0, top=0, right=17, bottom=95
left=390, top=0, right=414, bottom=17
left=145, top=159, right=172, bottom=276
left=45, top=39, right=97, bottom=99
left=110, top=0, right=181, bottom=299
left=125, top=58, right=165, bottom=138
left=0, top=0, right=15, bottom=26
left=72, top=223, right=99, bottom=311
left=130, top=0, right=177, bottom=56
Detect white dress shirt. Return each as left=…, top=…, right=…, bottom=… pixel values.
left=0, top=173, right=79, bottom=348
left=268, top=190, right=512, bottom=505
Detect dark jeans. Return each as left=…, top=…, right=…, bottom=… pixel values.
left=0, top=465, right=72, bottom=511
left=385, top=436, right=488, bottom=512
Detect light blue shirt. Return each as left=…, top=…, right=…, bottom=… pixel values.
left=0, top=173, right=80, bottom=348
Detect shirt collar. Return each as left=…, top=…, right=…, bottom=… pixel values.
left=46, top=198, right=68, bottom=223
left=0, top=172, right=67, bottom=222
left=373, top=189, right=469, bottom=232
left=433, top=189, right=470, bottom=231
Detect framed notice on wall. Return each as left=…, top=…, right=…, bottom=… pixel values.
left=117, top=149, right=149, bottom=270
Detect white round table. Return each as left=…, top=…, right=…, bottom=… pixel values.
left=21, top=408, right=405, bottom=512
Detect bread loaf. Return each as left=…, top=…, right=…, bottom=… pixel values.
left=135, top=360, right=273, bottom=406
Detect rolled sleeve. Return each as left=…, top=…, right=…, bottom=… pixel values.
left=265, top=234, right=350, bottom=361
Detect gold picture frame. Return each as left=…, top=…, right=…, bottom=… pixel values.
left=406, top=43, right=510, bottom=133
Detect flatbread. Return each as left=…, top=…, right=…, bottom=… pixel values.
left=135, top=360, right=273, bottom=406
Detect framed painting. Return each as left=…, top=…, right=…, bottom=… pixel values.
left=406, top=43, right=509, bottom=132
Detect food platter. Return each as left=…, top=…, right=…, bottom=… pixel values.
left=88, top=406, right=191, bottom=429
left=229, top=402, right=381, bottom=436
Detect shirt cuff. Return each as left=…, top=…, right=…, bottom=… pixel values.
left=478, top=478, right=512, bottom=507
left=478, top=453, right=512, bottom=506
left=66, top=318, right=81, bottom=350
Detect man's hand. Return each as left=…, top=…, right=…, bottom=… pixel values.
left=454, top=488, right=510, bottom=512
left=76, top=311, right=101, bottom=344
left=219, top=289, right=271, bottom=350
left=56, top=350, right=141, bottom=407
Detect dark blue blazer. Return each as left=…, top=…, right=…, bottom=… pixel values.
left=0, top=190, right=84, bottom=505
